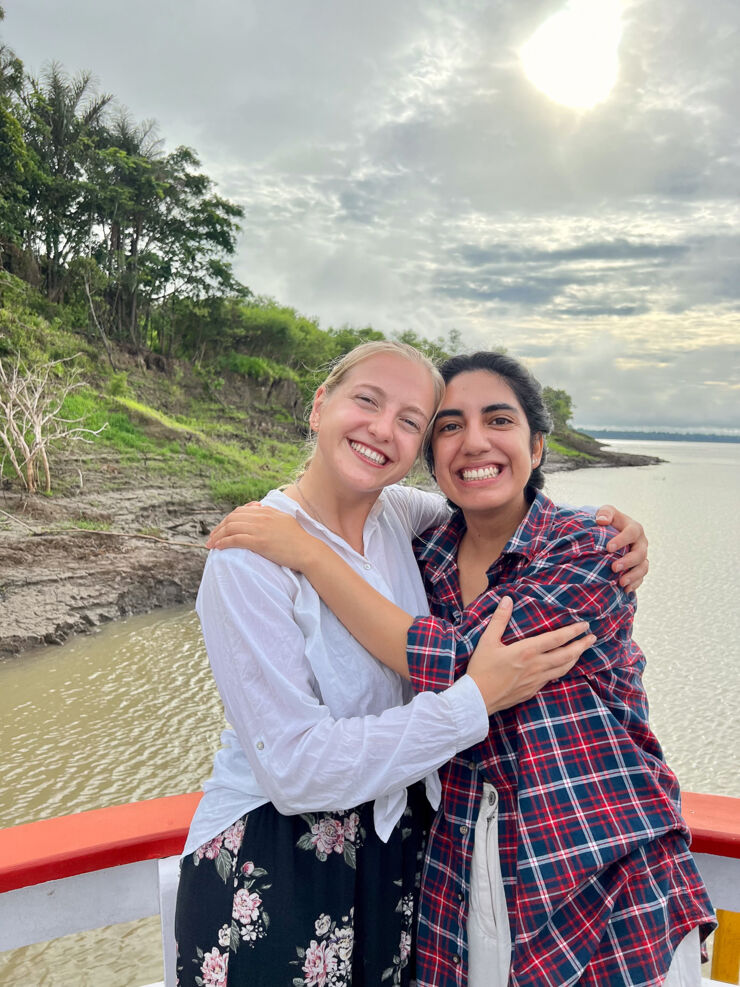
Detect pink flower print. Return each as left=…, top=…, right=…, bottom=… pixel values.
left=223, top=818, right=245, bottom=853
left=217, top=924, right=231, bottom=947
left=241, top=860, right=255, bottom=876
left=343, top=812, right=359, bottom=843
left=232, top=888, right=262, bottom=925
left=199, top=947, right=228, bottom=986
left=302, top=939, right=337, bottom=987
left=195, top=834, right=224, bottom=861
left=311, top=817, right=345, bottom=856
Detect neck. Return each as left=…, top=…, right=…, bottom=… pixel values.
left=460, top=492, right=530, bottom=561
left=288, top=464, right=380, bottom=555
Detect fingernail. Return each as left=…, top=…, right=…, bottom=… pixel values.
left=596, top=514, right=608, bottom=522
left=608, top=542, right=617, bottom=552
left=613, top=560, right=622, bottom=570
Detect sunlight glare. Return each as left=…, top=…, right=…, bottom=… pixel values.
left=520, top=0, right=622, bottom=110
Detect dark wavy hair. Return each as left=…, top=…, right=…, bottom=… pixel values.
left=424, top=351, right=553, bottom=501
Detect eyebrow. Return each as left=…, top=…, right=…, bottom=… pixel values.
left=435, top=402, right=518, bottom=419
left=355, top=382, right=430, bottom=422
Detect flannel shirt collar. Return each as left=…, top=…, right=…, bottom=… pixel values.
left=416, top=489, right=557, bottom=585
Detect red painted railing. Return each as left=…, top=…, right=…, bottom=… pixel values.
left=1, top=790, right=739, bottom=983
left=0, top=790, right=738, bottom=895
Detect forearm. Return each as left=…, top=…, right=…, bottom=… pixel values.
left=302, top=540, right=414, bottom=677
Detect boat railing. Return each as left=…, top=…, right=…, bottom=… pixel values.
left=0, top=790, right=738, bottom=986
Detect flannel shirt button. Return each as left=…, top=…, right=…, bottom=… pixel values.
left=459, top=824, right=469, bottom=835
left=457, top=891, right=464, bottom=902
left=468, top=761, right=476, bottom=771
left=452, top=954, right=461, bottom=965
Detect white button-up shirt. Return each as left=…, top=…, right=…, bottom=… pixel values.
left=184, top=484, right=489, bottom=855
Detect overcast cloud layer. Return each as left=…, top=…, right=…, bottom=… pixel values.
left=6, top=0, right=739, bottom=428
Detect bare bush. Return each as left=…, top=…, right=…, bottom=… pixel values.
left=0, top=354, right=107, bottom=493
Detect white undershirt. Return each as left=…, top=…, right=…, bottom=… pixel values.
left=183, top=484, right=489, bottom=855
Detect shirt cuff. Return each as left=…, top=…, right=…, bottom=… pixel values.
left=441, top=674, right=489, bottom=749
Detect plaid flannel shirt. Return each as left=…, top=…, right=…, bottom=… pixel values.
left=409, top=492, right=715, bottom=987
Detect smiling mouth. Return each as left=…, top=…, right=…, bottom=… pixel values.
left=350, top=441, right=389, bottom=466
left=459, top=465, right=501, bottom=481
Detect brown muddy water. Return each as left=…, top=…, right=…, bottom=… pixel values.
left=1, top=440, right=738, bottom=985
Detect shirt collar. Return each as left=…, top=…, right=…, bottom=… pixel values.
left=417, top=490, right=557, bottom=584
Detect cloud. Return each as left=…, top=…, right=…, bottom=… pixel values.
left=4, top=0, right=739, bottom=428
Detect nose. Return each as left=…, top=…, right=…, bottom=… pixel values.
left=461, top=420, right=491, bottom=455
left=367, top=408, right=395, bottom=442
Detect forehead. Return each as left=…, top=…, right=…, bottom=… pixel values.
left=442, top=370, right=523, bottom=411
left=341, top=354, right=436, bottom=406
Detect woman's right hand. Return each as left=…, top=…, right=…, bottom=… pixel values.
left=467, top=597, right=596, bottom=715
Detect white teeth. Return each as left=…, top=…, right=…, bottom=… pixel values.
left=461, top=466, right=500, bottom=481
left=350, top=441, right=388, bottom=465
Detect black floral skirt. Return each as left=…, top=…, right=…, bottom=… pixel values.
left=175, top=782, right=430, bottom=986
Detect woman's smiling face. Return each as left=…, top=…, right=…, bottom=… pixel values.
left=430, top=370, right=544, bottom=519
left=311, top=352, right=437, bottom=497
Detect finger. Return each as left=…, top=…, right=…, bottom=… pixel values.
left=208, top=534, right=258, bottom=551
left=619, top=560, right=648, bottom=591
left=594, top=505, right=615, bottom=525
left=612, top=547, right=643, bottom=573
left=541, top=633, right=597, bottom=677
left=479, top=596, right=513, bottom=645
left=518, top=620, right=590, bottom=656
left=607, top=526, right=644, bottom=553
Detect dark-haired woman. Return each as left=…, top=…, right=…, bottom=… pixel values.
left=210, top=352, right=714, bottom=987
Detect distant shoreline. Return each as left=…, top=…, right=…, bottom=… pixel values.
left=578, top=429, right=740, bottom=444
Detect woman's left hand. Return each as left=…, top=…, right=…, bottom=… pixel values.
left=594, top=505, right=648, bottom=591
left=206, top=504, right=316, bottom=571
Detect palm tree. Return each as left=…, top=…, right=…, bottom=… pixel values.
left=22, top=62, right=112, bottom=299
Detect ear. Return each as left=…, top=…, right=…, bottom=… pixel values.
left=531, top=433, right=544, bottom=468
left=309, top=386, right=326, bottom=432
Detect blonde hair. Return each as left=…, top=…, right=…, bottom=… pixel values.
left=300, top=340, right=445, bottom=473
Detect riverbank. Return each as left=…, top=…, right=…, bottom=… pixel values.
left=0, top=442, right=660, bottom=660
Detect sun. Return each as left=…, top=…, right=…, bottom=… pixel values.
left=519, top=0, right=623, bottom=110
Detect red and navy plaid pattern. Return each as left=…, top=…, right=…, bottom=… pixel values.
left=409, top=493, right=715, bottom=987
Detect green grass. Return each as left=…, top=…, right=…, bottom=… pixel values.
left=218, top=352, right=299, bottom=384
left=59, top=519, right=112, bottom=531
left=548, top=437, right=597, bottom=460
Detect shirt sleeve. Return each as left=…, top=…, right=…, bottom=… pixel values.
left=407, top=522, right=635, bottom=695
left=197, top=549, right=489, bottom=816
left=386, top=484, right=450, bottom=537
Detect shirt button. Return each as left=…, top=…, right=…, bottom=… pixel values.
left=457, top=891, right=464, bottom=902
left=452, top=953, right=461, bottom=965
left=468, top=761, right=476, bottom=771
left=363, top=562, right=372, bottom=570
left=459, top=825, right=469, bottom=835
left=256, top=741, right=265, bottom=751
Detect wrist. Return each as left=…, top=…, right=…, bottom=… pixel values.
left=301, top=537, right=333, bottom=576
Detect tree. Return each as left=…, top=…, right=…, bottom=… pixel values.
left=0, top=354, right=106, bottom=493
left=21, top=63, right=113, bottom=300
left=0, top=8, right=30, bottom=256
left=542, top=386, right=574, bottom=433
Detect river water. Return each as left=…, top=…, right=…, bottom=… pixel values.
left=1, top=439, right=738, bottom=985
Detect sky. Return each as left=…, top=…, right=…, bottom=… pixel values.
left=4, top=0, right=739, bottom=430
